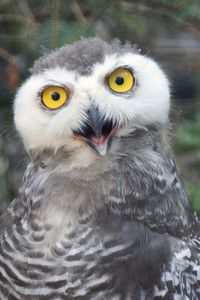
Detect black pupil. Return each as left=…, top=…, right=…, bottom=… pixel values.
left=51, top=92, right=60, bottom=101
left=115, top=76, right=124, bottom=85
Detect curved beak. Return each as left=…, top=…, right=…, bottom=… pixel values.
left=73, top=105, right=116, bottom=156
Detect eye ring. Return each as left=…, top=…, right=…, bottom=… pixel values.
left=107, top=67, right=135, bottom=93
left=40, top=85, right=69, bottom=110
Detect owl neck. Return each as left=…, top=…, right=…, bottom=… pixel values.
left=19, top=124, right=198, bottom=238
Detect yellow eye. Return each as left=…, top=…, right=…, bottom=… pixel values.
left=108, top=68, right=135, bottom=93
left=41, top=86, right=68, bottom=109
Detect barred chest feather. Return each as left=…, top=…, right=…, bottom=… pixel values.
left=0, top=130, right=200, bottom=299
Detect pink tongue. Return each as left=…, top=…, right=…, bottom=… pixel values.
left=90, top=135, right=107, bottom=145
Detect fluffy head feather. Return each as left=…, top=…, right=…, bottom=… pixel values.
left=14, top=38, right=170, bottom=154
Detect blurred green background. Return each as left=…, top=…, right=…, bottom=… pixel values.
left=0, top=0, right=200, bottom=215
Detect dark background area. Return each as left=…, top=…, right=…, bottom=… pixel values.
left=0, top=0, right=200, bottom=214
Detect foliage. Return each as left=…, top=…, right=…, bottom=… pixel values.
left=186, top=181, right=200, bottom=217
left=1, top=0, right=200, bottom=62
left=173, top=114, right=200, bottom=216
left=174, top=114, right=200, bottom=153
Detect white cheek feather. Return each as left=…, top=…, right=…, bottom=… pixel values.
left=14, top=75, right=53, bottom=150
left=14, top=70, right=88, bottom=151
left=14, top=52, right=170, bottom=151
left=88, top=53, right=170, bottom=126
left=122, top=53, right=170, bottom=124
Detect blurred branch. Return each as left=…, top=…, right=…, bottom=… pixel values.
left=0, top=0, right=11, bottom=8
left=174, top=18, right=200, bottom=38
left=0, top=14, right=36, bottom=26
left=0, top=47, right=16, bottom=63
left=70, top=0, right=88, bottom=25
left=121, top=1, right=200, bottom=38
left=148, top=0, right=186, bottom=12
left=0, top=34, right=24, bottom=41
left=49, top=0, right=60, bottom=49
left=17, top=0, right=36, bottom=22
left=16, top=0, right=39, bottom=29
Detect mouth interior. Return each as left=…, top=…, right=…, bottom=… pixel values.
left=102, top=120, right=114, bottom=137
left=74, top=119, right=115, bottom=144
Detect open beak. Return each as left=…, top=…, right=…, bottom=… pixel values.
left=73, top=105, right=116, bottom=156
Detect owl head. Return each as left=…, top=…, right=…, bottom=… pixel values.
left=14, top=38, right=170, bottom=157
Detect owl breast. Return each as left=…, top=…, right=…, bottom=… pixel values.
left=0, top=129, right=192, bottom=299
left=0, top=204, right=171, bottom=300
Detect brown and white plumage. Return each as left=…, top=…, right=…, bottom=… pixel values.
left=0, top=38, right=199, bottom=299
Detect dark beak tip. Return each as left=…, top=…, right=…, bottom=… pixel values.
left=73, top=105, right=116, bottom=154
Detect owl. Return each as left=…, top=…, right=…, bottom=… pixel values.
left=0, top=37, right=199, bottom=300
